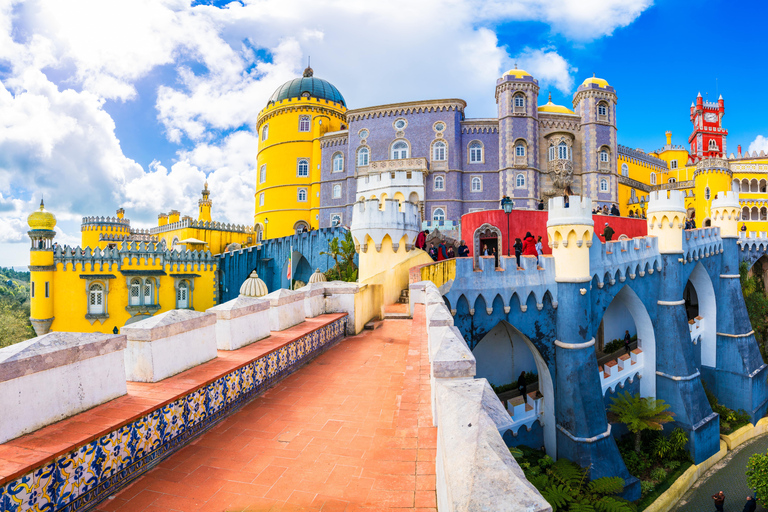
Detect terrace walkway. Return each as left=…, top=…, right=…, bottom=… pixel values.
left=95, top=313, right=436, bottom=512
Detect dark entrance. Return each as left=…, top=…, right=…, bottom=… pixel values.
left=683, top=281, right=699, bottom=321
left=479, top=232, right=499, bottom=266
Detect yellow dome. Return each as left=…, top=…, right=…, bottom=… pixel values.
left=27, top=199, right=57, bottom=231
left=582, top=75, right=610, bottom=88
left=537, top=93, right=574, bottom=114
left=503, top=66, right=531, bottom=79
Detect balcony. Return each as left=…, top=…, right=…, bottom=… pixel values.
left=367, top=157, right=429, bottom=174
left=598, top=344, right=644, bottom=395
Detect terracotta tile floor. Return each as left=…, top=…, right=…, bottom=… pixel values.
left=96, top=308, right=435, bottom=512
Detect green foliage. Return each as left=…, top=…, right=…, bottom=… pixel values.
left=640, top=480, right=655, bottom=495
left=746, top=450, right=768, bottom=503
left=740, top=261, right=768, bottom=362
left=609, top=392, right=675, bottom=453
left=491, top=371, right=538, bottom=394
left=321, top=231, right=358, bottom=282
left=704, top=383, right=751, bottom=434
left=0, top=269, right=34, bottom=347
left=603, top=335, right=637, bottom=355
left=649, top=468, right=667, bottom=483
left=663, top=460, right=680, bottom=472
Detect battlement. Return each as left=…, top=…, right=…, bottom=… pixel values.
left=81, top=216, right=131, bottom=228
left=54, top=241, right=216, bottom=272
left=590, top=236, right=662, bottom=286
left=350, top=199, right=420, bottom=251
left=546, top=195, right=594, bottom=227
left=647, top=190, right=686, bottom=214
left=150, top=218, right=253, bottom=235
left=696, top=157, right=730, bottom=172
left=356, top=169, right=425, bottom=197
left=711, top=191, right=740, bottom=211
left=99, top=233, right=158, bottom=242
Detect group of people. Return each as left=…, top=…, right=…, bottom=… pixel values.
left=592, top=204, right=621, bottom=216
left=415, top=229, right=470, bottom=262
left=684, top=216, right=697, bottom=229
left=627, top=210, right=647, bottom=219
left=712, top=491, right=757, bottom=512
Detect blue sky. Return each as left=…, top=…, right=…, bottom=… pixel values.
left=0, top=0, right=767, bottom=266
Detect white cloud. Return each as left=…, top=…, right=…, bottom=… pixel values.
left=514, top=47, right=575, bottom=94
left=748, top=135, right=768, bottom=155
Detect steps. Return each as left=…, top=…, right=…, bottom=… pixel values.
left=383, top=302, right=411, bottom=320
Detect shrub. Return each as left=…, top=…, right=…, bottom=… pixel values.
left=746, top=450, right=768, bottom=503
left=640, top=480, right=655, bottom=496
left=664, top=460, right=681, bottom=471
left=491, top=371, right=538, bottom=394
left=649, top=468, right=667, bottom=482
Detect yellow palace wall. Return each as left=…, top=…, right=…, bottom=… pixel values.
left=154, top=227, right=252, bottom=255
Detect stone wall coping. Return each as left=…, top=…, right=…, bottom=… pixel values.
left=263, top=288, right=306, bottom=306
left=0, top=332, right=127, bottom=381
left=298, top=282, right=326, bottom=297
left=435, top=378, right=551, bottom=512
left=428, top=305, right=454, bottom=328
left=121, top=309, right=216, bottom=341
left=207, top=296, right=269, bottom=320
left=322, top=281, right=362, bottom=295
left=432, top=326, right=476, bottom=379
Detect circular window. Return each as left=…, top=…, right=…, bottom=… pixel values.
left=394, top=119, right=407, bottom=130
left=434, top=122, right=445, bottom=132
left=301, top=91, right=311, bottom=98
left=359, top=129, right=369, bottom=139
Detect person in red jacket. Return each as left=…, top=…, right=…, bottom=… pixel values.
left=522, top=232, right=537, bottom=260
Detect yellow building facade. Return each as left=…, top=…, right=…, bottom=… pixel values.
left=254, top=66, right=347, bottom=240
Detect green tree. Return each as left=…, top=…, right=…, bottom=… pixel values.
left=609, top=392, right=675, bottom=453
left=747, top=450, right=768, bottom=504
left=740, top=261, right=768, bottom=361
left=320, top=230, right=358, bottom=282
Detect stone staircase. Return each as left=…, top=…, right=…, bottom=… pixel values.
left=383, top=302, right=411, bottom=320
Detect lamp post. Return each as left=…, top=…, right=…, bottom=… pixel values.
left=264, top=217, right=269, bottom=240
left=502, top=200, right=514, bottom=256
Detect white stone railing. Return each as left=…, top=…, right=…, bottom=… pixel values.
left=504, top=393, right=545, bottom=435
left=598, top=345, right=644, bottom=395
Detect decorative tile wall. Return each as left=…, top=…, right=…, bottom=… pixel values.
left=0, top=317, right=347, bottom=512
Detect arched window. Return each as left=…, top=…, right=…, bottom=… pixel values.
left=261, top=124, right=268, bottom=141
left=259, top=193, right=265, bottom=207
left=469, top=142, right=483, bottom=163
left=558, top=141, right=569, bottom=160
left=709, top=139, right=718, bottom=151
left=299, top=116, right=311, bottom=132
left=548, top=145, right=556, bottom=161
left=621, top=163, right=629, bottom=176
left=259, top=164, right=266, bottom=183
left=631, top=189, right=637, bottom=200
left=597, top=102, right=608, bottom=120
left=761, top=208, right=767, bottom=221
left=89, top=283, right=104, bottom=315
left=433, top=208, right=445, bottom=222
left=434, top=175, right=445, bottom=190
left=705, top=187, right=711, bottom=200
left=332, top=153, right=344, bottom=172
left=177, top=281, right=189, bottom=309
left=742, top=207, right=749, bottom=221
left=516, top=173, right=525, bottom=187
left=650, top=173, right=657, bottom=185
left=600, top=179, right=608, bottom=192
left=515, top=143, right=526, bottom=157
left=129, top=278, right=141, bottom=306
left=357, top=147, right=369, bottom=166
left=513, top=94, right=525, bottom=113
left=600, top=149, right=609, bottom=162
left=471, top=176, right=482, bottom=192
left=333, top=184, right=342, bottom=198
left=298, top=188, right=307, bottom=202
left=752, top=207, right=760, bottom=221
left=392, top=141, right=409, bottom=159
left=668, top=178, right=676, bottom=184
left=255, top=224, right=263, bottom=242
left=433, top=141, right=446, bottom=161
left=144, top=279, right=153, bottom=305
left=297, top=159, right=309, bottom=177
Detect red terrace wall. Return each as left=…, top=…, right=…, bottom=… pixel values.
left=459, top=210, right=648, bottom=257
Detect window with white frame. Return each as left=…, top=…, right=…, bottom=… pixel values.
left=392, top=141, right=409, bottom=159
left=469, top=142, right=483, bottom=163
left=177, top=281, right=189, bottom=309
left=434, top=175, right=445, bottom=190
left=516, top=173, right=525, bottom=187
left=513, top=94, right=525, bottom=113
left=650, top=173, right=657, bottom=185
left=129, top=278, right=141, bottom=306
left=299, top=115, right=311, bottom=132
left=705, top=187, right=711, bottom=200
left=89, top=283, right=104, bottom=315
left=259, top=164, right=266, bottom=183
left=600, top=179, right=608, bottom=192
left=433, top=208, right=446, bottom=222
left=621, top=163, right=629, bottom=176
left=331, top=214, right=342, bottom=227
left=515, top=143, right=526, bottom=157
left=709, top=139, right=718, bottom=151
left=548, top=145, right=556, bottom=161
left=297, top=159, right=309, bottom=177
left=598, top=103, right=608, bottom=120
left=357, top=147, right=369, bottom=166
left=332, top=153, right=343, bottom=172
left=261, top=124, right=268, bottom=141
left=600, top=149, right=609, bottom=162
left=631, top=189, right=637, bottom=200
left=259, top=193, right=265, bottom=207
left=558, top=141, right=570, bottom=160
left=144, top=280, right=153, bottom=305
left=671, top=160, right=678, bottom=169
left=433, top=141, right=446, bottom=161
left=298, top=188, right=308, bottom=202
left=471, top=176, right=482, bottom=192
left=332, top=184, right=342, bottom=198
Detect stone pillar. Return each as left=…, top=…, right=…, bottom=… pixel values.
left=547, top=196, right=639, bottom=500
left=709, top=191, right=768, bottom=421
left=648, top=190, right=719, bottom=463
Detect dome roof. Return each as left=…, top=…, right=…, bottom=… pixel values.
left=239, top=271, right=268, bottom=297
left=308, top=268, right=327, bottom=284
left=503, top=66, right=531, bottom=79
left=27, top=199, right=57, bottom=231
left=268, top=67, right=346, bottom=107
left=581, top=75, right=610, bottom=88
left=537, top=93, right=574, bottom=115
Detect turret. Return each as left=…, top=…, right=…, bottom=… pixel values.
left=116, top=208, right=125, bottom=220
left=546, top=195, right=594, bottom=282
left=158, top=213, right=168, bottom=227
left=168, top=210, right=180, bottom=224
left=199, top=182, right=212, bottom=222
left=646, top=190, right=686, bottom=254
left=710, top=191, right=740, bottom=238
left=665, top=131, right=672, bottom=146
left=27, top=199, right=57, bottom=335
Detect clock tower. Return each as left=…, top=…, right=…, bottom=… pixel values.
left=689, top=92, right=727, bottom=160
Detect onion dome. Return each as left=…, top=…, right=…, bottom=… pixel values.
left=239, top=271, right=268, bottom=297
left=268, top=67, right=346, bottom=107
left=538, top=93, right=575, bottom=114
left=27, top=199, right=57, bottom=231
left=308, top=268, right=327, bottom=284
left=581, top=74, right=610, bottom=88
left=503, top=65, right=531, bottom=79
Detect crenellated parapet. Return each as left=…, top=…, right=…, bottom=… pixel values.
left=589, top=236, right=662, bottom=287
left=682, top=227, right=723, bottom=263
left=546, top=195, right=594, bottom=282
left=150, top=219, right=253, bottom=235
left=350, top=198, right=420, bottom=253
left=647, top=190, right=686, bottom=254
left=81, top=215, right=131, bottom=228
left=711, top=191, right=741, bottom=238
left=356, top=169, right=426, bottom=204
left=54, top=240, right=216, bottom=272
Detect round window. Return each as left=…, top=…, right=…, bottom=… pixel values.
left=359, top=129, right=369, bottom=139
left=301, top=91, right=311, bottom=98
left=435, top=122, right=445, bottom=132
left=394, top=119, right=407, bottom=130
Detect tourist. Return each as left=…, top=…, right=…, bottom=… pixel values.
left=535, top=236, right=543, bottom=266
left=537, top=199, right=544, bottom=210
left=518, top=371, right=528, bottom=404
left=482, top=244, right=489, bottom=256
left=624, top=330, right=632, bottom=354
left=603, top=222, right=615, bottom=241
left=513, top=237, right=523, bottom=268
left=685, top=218, right=691, bottom=230
left=416, top=229, right=428, bottom=250
left=457, top=240, right=469, bottom=257
left=522, top=232, right=537, bottom=263
left=742, top=223, right=747, bottom=234
left=446, top=244, right=455, bottom=258
left=500, top=196, right=513, bottom=209
left=713, top=491, right=725, bottom=512
left=428, top=243, right=438, bottom=261
left=690, top=217, right=696, bottom=229
left=602, top=204, right=610, bottom=215
left=611, top=204, right=620, bottom=216
left=563, top=186, right=572, bottom=207
left=437, top=241, right=447, bottom=261
left=628, top=211, right=635, bottom=218
left=743, top=496, right=756, bottom=512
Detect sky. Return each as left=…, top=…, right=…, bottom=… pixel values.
left=0, top=0, right=767, bottom=266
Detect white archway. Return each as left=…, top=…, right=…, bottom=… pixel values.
left=686, top=262, right=717, bottom=368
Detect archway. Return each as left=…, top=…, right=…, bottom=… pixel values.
left=473, top=223, right=501, bottom=267
left=281, top=251, right=312, bottom=290
left=473, top=321, right=555, bottom=456
left=685, top=262, right=717, bottom=368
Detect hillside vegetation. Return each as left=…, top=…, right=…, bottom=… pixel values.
left=0, top=267, right=35, bottom=347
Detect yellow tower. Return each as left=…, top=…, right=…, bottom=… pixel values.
left=27, top=199, right=57, bottom=335
left=254, top=66, right=347, bottom=240
left=199, top=182, right=212, bottom=222
left=693, top=157, right=732, bottom=225
left=546, top=196, right=595, bottom=282
left=647, top=190, right=686, bottom=254
left=81, top=209, right=131, bottom=248
left=710, top=191, right=741, bottom=238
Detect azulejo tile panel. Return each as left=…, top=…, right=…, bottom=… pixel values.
left=0, top=316, right=346, bottom=512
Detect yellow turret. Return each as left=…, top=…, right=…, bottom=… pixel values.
left=693, top=158, right=732, bottom=224
left=710, top=191, right=741, bottom=238
left=665, top=131, right=672, bottom=146
left=199, top=182, right=212, bottom=222
left=28, top=199, right=56, bottom=335
left=546, top=196, right=594, bottom=282
left=647, top=190, right=686, bottom=254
